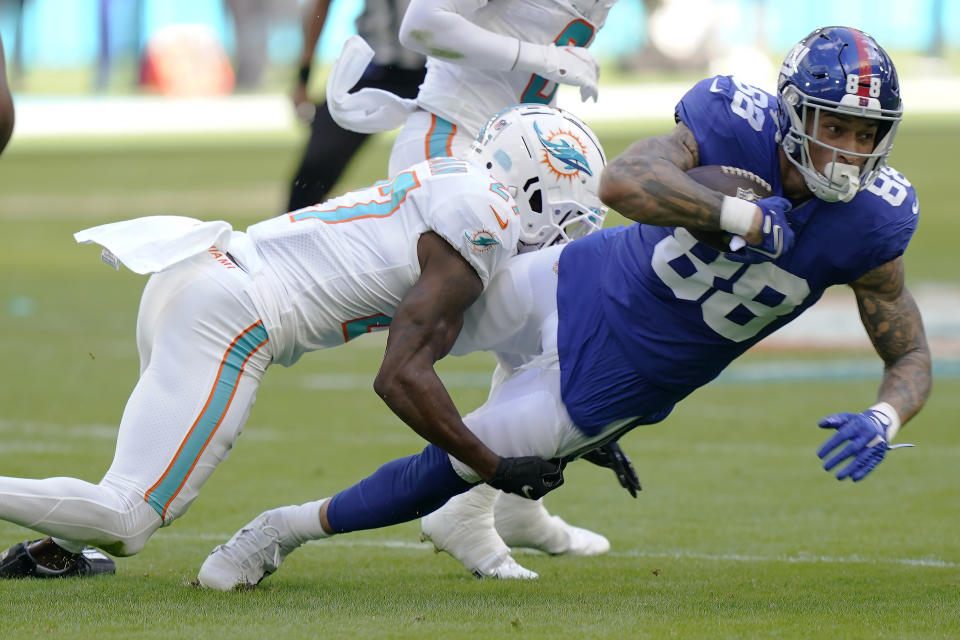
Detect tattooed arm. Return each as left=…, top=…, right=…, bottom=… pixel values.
left=598, top=121, right=764, bottom=243
left=850, top=257, right=932, bottom=424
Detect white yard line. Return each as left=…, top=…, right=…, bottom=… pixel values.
left=132, top=532, right=960, bottom=570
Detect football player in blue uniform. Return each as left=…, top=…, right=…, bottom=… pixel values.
left=199, top=26, right=931, bottom=589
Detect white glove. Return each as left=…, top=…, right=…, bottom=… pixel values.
left=513, top=41, right=599, bottom=102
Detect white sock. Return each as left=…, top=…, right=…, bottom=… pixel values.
left=283, top=498, right=331, bottom=543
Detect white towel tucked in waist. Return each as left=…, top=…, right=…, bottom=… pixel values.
left=74, top=216, right=234, bottom=274
left=326, top=35, right=418, bottom=134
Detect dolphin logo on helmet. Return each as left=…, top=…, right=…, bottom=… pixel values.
left=533, top=121, right=593, bottom=177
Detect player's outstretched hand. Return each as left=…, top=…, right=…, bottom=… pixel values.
left=817, top=411, right=892, bottom=481
left=581, top=441, right=641, bottom=498
left=488, top=456, right=564, bottom=500
left=515, top=43, right=599, bottom=102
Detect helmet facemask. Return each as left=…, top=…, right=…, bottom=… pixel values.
left=780, top=86, right=901, bottom=203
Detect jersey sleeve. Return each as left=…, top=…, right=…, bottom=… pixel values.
left=812, top=166, right=920, bottom=282
left=852, top=168, right=920, bottom=273
left=674, top=75, right=778, bottom=174
left=399, top=0, right=518, bottom=71
left=423, top=177, right=520, bottom=288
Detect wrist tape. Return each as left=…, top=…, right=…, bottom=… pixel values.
left=719, top=195, right=756, bottom=237
left=867, top=401, right=902, bottom=442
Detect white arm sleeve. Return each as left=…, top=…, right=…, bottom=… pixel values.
left=399, top=0, right=520, bottom=71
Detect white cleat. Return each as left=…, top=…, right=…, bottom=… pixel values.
left=494, top=493, right=611, bottom=556
left=548, top=516, right=611, bottom=556
left=480, top=554, right=539, bottom=580
left=421, top=485, right=538, bottom=579
left=198, top=507, right=302, bottom=590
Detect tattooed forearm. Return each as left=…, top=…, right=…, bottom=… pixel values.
left=599, top=122, right=727, bottom=230
left=851, top=259, right=932, bottom=423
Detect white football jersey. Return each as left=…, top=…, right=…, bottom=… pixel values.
left=451, top=243, right=562, bottom=359
left=245, top=157, right=521, bottom=366
left=416, top=0, right=615, bottom=135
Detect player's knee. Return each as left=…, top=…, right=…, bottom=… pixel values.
left=94, top=482, right=163, bottom=556
left=98, top=507, right=160, bottom=557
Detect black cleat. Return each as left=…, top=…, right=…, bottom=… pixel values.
left=0, top=540, right=116, bottom=578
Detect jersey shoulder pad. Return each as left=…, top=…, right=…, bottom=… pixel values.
left=675, top=76, right=742, bottom=134
left=675, top=76, right=778, bottom=169
left=859, top=166, right=919, bottom=224
left=842, top=166, right=919, bottom=265
left=421, top=170, right=520, bottom=287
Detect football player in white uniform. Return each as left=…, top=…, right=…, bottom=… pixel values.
left=325, top=0, right=621, bottom=579
left=0, top=106, right=605, bottom=580
left=389, top=0, right=613, bottom=174
left=327, top=0, right=614, bottom=175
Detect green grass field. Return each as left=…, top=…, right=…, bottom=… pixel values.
left=0, top=116, right=958, bottom=638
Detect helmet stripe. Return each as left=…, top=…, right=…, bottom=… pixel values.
left=850, top=28, right=874, bottom=98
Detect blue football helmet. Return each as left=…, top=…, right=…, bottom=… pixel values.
left=470, top=104, right=607, bottom=251
left=776, top=26, right=902, bottom=202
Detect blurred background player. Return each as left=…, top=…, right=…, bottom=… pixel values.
left=197, top=25, right=930, bottom=592
left=0, top=32, right=13, bottom=154
left=222, top=0, right=271, bottom=90
left=287, top=0, right=426, bottom=211
left=325, top=0, right=622, bottom=578
left=328, top=0, right=610, bottom=176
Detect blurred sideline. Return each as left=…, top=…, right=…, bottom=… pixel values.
left=757, top=284, right=959, bottom=357
left=11, top=76, right=960, bottom=139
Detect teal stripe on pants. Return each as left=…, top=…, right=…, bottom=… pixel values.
left=145, top=322, right=269, bottom=517
left=428, top=116, right=456, bottom=158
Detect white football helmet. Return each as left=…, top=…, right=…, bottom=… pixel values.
left=469, top=104, right=607, bottom=251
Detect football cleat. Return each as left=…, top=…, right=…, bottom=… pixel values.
left=421, top=485, right=538, bottom=579
left=198, top=507, right=302, bottom=590
left=419, top=529, right=538, bottom=580
left=0, top=540, right=116, bottom=579
left=494, top=493, right=611, bottom=556
left=475, top=554, right=538, bottom=580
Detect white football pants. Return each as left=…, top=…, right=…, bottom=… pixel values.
left=388, top=109, right=476, bottom=177
left=0, top=251, right=271, bottom=556
left=448, top=246, right=640, bottom=482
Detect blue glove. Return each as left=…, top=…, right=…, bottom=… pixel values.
left=817, top=410, right=893, bottom=481
left=727, top=196, right=794, bottom=262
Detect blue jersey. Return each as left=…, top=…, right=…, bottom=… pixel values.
left=557, top=75, right=919, bottom=433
